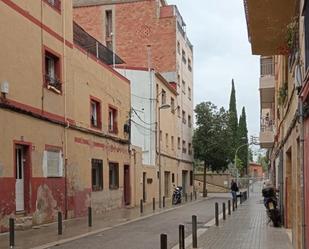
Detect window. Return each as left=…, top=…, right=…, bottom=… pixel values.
left=171, top=136, right=174, bottom=150
left=171, top=97, right=175, bottom=113
left=90, top=97, right=101, bottom=129
left=188, top=58, right=192, bottom=72
left=188, top=87, right=192, bottom=100
left=177, top=106, right=181, bottom=117
left=190, top=171, right=193, bottom=186
left=182, top=50, right=187, bottom=64
left=182, top=110, right=186, bottom=124
left=109, top=162, right=119, bottom=189
left=105, top=10, right=113, bottom=37
left=166, top=133, right=169, bottom=148
left=188, top=115, right=192, bottom=127
left=188, top=143, right=192, bottom=155
left=108, top=106, right=118, bottom=134
left=177, top=137, right=181, bottom=149
left=44, top=49, right=61, bottom=92
left=182, top=140, right=186, bottom=153
left=177, top=41, right=181, bottom=54
left=182, top=80, right=186, bottom=94
left=92, top=159, right=103, bottom=191
left=44, top=0, right=61, bottom=12
left=161, top=89, right=166, bottom=105
left=44, top=149, right=63, bottom=177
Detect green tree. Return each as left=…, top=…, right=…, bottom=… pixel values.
left=193, top=102, right=230, bottom=196
left=228, top=79, right=239, bottom=161
left=248, top=148, right=254, bottom=162
left=257, top=153, right=269, bottom=172
left=237, top=107, right=249, bottom=174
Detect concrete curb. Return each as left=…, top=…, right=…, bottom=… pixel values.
left=31, top=197, right=210, bottom=249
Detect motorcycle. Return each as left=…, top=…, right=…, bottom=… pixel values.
left=262, top=186, right=281, bottom=227
left=172, top=186, right=183, bottom=205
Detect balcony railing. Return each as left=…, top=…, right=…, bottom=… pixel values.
left=260, top=58, right=274, bottom=77
left=260, top=117, right=274, bottom=132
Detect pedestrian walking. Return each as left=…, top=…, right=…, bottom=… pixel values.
left=231, top=179, right=238, bottom=202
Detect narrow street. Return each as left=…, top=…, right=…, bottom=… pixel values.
left=51, top=197, right=228, bottom=249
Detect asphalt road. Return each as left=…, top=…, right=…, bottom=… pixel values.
left=53, top=196, right=229, bottom=249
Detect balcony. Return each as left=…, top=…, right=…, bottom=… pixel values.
left=244, top=0, right=298, bottom=55
left=259, top=116, right=275, bottom=148
left=260, top=57, right=275, bottom=108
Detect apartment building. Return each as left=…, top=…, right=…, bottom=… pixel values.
left=0, top=0, right=132, bottom=231
left=73, top=0, right=194, bottom=202
left=244, top=0, right=309, bottom=248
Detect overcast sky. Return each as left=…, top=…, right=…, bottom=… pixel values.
left=168, top=0, right=260, bottom=138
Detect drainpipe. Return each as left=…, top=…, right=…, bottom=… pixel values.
left=299, top=97, right=306, bottom=249
left=62, top=1, right=68, bottom=219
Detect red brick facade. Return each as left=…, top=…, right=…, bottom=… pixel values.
left=74, top=0, right=177, bottom=72
left=248, top=162, right=264, bottom=178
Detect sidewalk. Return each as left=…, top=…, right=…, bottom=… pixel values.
left=0, top=196, right=202, bottom=249
left=188, top=188, right=292, bottom=249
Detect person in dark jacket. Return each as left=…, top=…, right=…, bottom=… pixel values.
left=231, top=180, right=238, bottom=202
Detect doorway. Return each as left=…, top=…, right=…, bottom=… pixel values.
left=124, top=165, right=131, bottom=205
left=182, top=170, right=188, bottom=195
left=164, top=171, right=170, bottom=197
left=15, top=144, right=30, bottom=213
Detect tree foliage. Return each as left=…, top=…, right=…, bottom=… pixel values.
left=228, top=79, right=239, bottom=161
left=237, top=107, right=249, bottom=173
left=193, top=102, right=230, bottom=172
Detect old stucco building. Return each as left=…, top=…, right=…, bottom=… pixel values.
left=244, top=0, right=309, bottom=248
left=0, top=0, right=132, bottom=231
left=73, top=0, right=194, bottom=204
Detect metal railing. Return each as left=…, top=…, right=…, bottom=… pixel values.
left=260, top=61, right=274, bottom=77
left=260, top=116, right=274, bottom=132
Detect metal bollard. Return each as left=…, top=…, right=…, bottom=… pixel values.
left=88, top=207, right=92, bottom=227
left=140, top=199, right=143, bottom=214
left=190, top=192, right=193, bottom=201
left=194, top=191, right=197, bottom=200
left=160, top=233, right=167, bottom=249
left=185, top=193, right=188, bottom=202
left=232, top=199, right=235, bottom=211
left=163, top=196, right=166, bottom=208
left=153, top=197, right=156, bottom=211
left=240, top=192, right=243, bottom=204
left=235, top=197, right=238, bottom=209
left=58, top=211, right=62, bottom=235
left=179, top=224, right=185, bottom=249
left=223, top=203, right=226, bottom=220
left=9, top=218, right=14, bottom=248
left=228, top=200, right=231, bottom=215
left=192, top=215, right=197, bottom=248
left=215, top=202, right=219, bottom=226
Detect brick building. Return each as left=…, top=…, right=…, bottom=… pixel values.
left=73, top=0, right=194, bottom=203
left=0, top=0, right=132, bottom=231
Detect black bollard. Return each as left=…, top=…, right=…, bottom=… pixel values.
left=153, top=197, right=156, bottom=211
left=9, top=218, right=14, bottom=248
left=240, top=192, right=243, bottom=204
left=192, top=215, right=197, bottom=248
left=232, top=199, right=235, bottom=211
left=58, top=211, right=62, bottom=235
left=190, top=192, right=193, bottom=201
left=140, top=199, right=143, bottom=213
left=163, top=196, right=166, bottom=208
left=185, top=193, right=188, bottom=202
left=215, top=202, right=219, bottom=226
left=235, top=197, right=238, bottom=209
left=194, top=191, right=197, bottom=200
left=228, top=200, right=231, bottom=215
left=88, top=207, right=92, bottom=227
left=223, top=203, right=226, bottom=220
left=179, top=224, right=185, bottom=249
left=160, top=233, right=167, bottom=249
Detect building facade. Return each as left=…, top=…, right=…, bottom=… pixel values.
left=73, top=0, right=194, bottom=203
left=0, top=0, right=132, bottom=231
left=244, top=0, right=309, bottom=248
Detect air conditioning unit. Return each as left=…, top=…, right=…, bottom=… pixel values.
left=1, top=81, right=9, bottom=94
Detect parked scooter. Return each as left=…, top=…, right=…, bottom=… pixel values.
left=172, top=186, right=183, bottom=205
left=262, top=186, right=281, bottom=227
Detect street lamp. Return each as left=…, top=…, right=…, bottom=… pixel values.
left=234, top=137, right=249, bottom=185
left=158, top=103, right=171, bottom=208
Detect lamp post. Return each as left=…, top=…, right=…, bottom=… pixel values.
left=158, top=104, right=171, bottom=208
left=234, top=139, right=250, bottom=185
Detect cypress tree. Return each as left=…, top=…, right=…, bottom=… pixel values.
left=238, top=107, right=249, bottom=174
left=228, top=79, right=238, bottom=161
